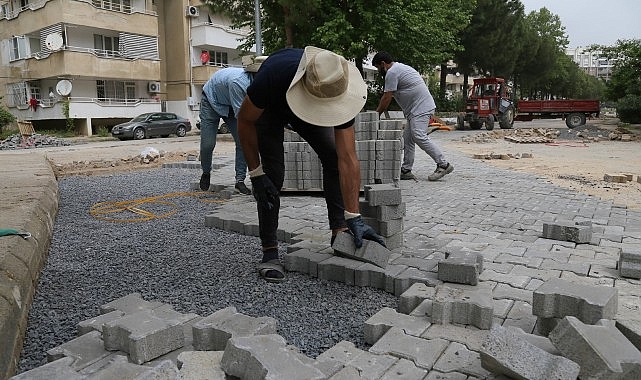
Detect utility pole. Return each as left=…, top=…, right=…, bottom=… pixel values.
left=254, top=0, right=262, bottom=54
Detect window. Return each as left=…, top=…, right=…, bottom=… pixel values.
left=207, top=50, right=228, bottom=66
left=10, top=36, right=28, bottom=61
left=20, top=0, right=29, bottom=9
left=94, top=34, right=120, bottom=57
left=97, top=80, right=135, bottom=100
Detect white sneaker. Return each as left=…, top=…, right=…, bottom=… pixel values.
left=428, top=163, right=453, bottom=181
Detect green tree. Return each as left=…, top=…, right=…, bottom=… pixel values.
left=597, top=39, right=641, bottom=122
left=0, top=96, right=16, bottom=134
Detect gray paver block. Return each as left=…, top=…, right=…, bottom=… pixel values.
left=363, top=183, right=402, bottom=206
left=9, top=357, right=83, bottom=380
left=398, top=282, right=436, bottom=315
left=431, top=284, right=494, bottom=330
left=433, top=341, right=491, bottom=378
left=369, top=327, right=448, bottom=370
left=102, top=304, right=196, bottom=364
left=284, top=249, right=333, bottom=277
left=542, top=221, right=592, bottom=243
left=100, top=292, right=164, bottom=315
left=220, top=334, right=326, bottom=380
left=354, top=262, right=386, bottom=288
left=77, top=310, right=125, bottom=335
left=480, top=324, right=580, bottom=380
left=549, top=316, right=641, bottom=379
left=437, top=251, right=483, bottom=286
left=532, top=277, right=618, bottom=324
left=504, top=326, right=560, bottom=355
left=78, top=354, right=149, bottom=378
left=46, top=330, right=114, bottom=371
left=379, top=358, right=428, bottom=380
left=192, top=306, right=277, bottom=351
left=394, top=267, right=441, bottom=296
left=364, top=307, right=431, bottom=345
left=617, top=319, right=641, bottom=352
left=424, top=371, right=468, bottom=380
left=619, top=248, right=641, bottom=279
left=177, top=351, right=226, bottom=380
left=318, top=340, right=397, bottom=379
left=317, top=255, right=363, bottom=285
left=332, top=231, right=391, bottom=268
left=134, top=359, right=180, bottom=379
left=421, top=324, right=489, bottom=352
left=535, top=316, right=560, bottom=337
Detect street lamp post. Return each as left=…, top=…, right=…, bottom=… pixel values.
left=254, top=0, right=262, bottom=55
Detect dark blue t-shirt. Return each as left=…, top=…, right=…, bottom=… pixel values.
left=246, top=48, right=353, bottom=129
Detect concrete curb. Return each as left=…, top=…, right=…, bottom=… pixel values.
left=0, top=152, right=58, bottom=379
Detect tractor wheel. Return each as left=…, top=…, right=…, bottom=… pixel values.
left=470, top=120, right=482, bottom=130
left=499, top=106, right=515, bottom=129
left=565, top=113, right=586, bottom=128
left=456, top=114, right=465, bottom=130
left=485, top=115, right=495, bottom=131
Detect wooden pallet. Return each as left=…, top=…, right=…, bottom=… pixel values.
left=17, top=121, right=35, bottom=137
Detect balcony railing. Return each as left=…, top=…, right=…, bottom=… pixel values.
left=11, top=96, right=159, bottom=110
left=1, top=0, right=49, bottom=20
left=1, top=0, right=156, bottom=20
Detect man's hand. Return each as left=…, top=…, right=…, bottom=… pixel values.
left=250, top=174, right=279, bottom=210
left=345, top=214, right=386, bottom=248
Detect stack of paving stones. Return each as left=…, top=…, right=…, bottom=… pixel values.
left=282, top=111, right=403, bottom=191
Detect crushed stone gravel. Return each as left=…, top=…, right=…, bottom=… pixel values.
left=18, top=167, right=397, bottom=373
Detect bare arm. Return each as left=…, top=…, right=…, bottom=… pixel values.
left=334, top=126, right=360, bottom=214
left=237, top=96, right=264, bottom=171
left=376, top=91, right=394, bottom=115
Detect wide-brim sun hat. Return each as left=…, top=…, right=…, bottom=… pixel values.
left=245, top=55, right=268, bottom=73
left=286, top=46, right=367, bottom=127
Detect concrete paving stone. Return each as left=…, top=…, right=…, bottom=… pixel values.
left=492, top=299, right=514, bottom=321
left=470, top=236, right=512, bottom=248
left=134, top=359, right=180, bottom=379
left=363, top=184, right=402, bottom=206
left=616, top=295, right=641, bottom=322
left=99, top=292, right=164, bottom=315
left=421, top=324, right=489, bottom=352
left=366, top=203, right=407, bottom=221
left=192, top=306, right=277, bottom=351
left=616, top=319, right=641, bottom=352
left=76, top=354, right=149, bottom=378
left=378, top=358, right=428, bottom=380
left=532, top=277, right=618, bottom=324
left=9, top=357, right=82, bottom=380
left=505, top=301, right=532, bottom=322
left=493, top=254, right=543, bottom=269
left=204, top=213, right=224, bottom=229
left=614, top=279, right=641, bottom=298
left=364, top=307, right=431, bottom=345
left=369, top=327, right=449, bottom=371
left=286, top=240, right=329, bottom=254
left=317, top=340, right=398, bottom=379
left=46, top=330, right=115, bottom=371
left=522, top=247, right=571, bottom=262
left=587, top=264, right=620, bottom=279
left=398, top=283, right=436, bottom=315
left=619, top=248, right=641, bottom=279
left=504, top=326, right=560, bottom=355
left=220, top=334, right=327, bottom=380
left=480, top=324, right=580, bottom=380
left=283, top=249, right=333, bottom=277
left=77, top=310, right=125, bottom=335
left=431, top=284, right=494, bottom=330
left=549, top=317, right=641, bottom=379
left=525, top=278, right=544, bottom=291
left=433, top=341, right=492, bottom=379
left=501, top=316, right=537, bottom=335
left=478, top=270, right=530, bottom=289
left=354, top=262, right=386, bottom=289
left=390, top=257, right=439, bottom=272
left=394, top=267, right=441, bottom=296
left=176, top=351, right=226, bottom=380
left=483, top=262, right=514, bottom=274
left=327, top=365, right=364, bottom=379
left=559, top=271, right=614, bottom=287
left=492, top=283, right=533, bottom=303
left=385, top=264, right=410, bottom=294
left=540, top=259, right=590, bottom=276
left=332, top=231, right=391, bottom=268
left=438, top=251, right=483, bottom=286
left=317, top=255, right=366, bottom=285
left=532, top=237, right=576, bottom=249
left=423, top=371, right=468, bottom=380
left=102, top=304, right=197, bottom=364
left=535, top=316, right=560, bottom=337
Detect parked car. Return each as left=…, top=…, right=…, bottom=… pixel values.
left=111, top=112, right=191, bottom=140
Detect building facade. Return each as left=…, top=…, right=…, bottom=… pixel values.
left=566, top=47, right=613, bottom=82
left=0, top=0, right=253, bottom=135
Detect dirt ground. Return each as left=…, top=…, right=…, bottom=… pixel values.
left=440, top=118, right=641, bottom=210
left=5, top=118, right=641, bottom=210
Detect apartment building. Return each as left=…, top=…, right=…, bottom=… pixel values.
left=566, top=47, right=613, bottom=82
left=0, top=0, right=253, bottom=136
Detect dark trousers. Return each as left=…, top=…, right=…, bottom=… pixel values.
left=256, top=109, right=347, bottom=248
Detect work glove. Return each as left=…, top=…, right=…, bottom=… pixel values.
left=345, top=213, right=386, bottom=248
left=249, top=166, right=279, bottom=210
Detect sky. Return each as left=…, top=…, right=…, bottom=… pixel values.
left=520, top=0, right=641, bottom=48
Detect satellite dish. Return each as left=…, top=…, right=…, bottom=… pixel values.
left=45, top=33, right=64, bottom=51
left=56, top=80, right=72, bottom=96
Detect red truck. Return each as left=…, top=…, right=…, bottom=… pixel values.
left=457, top=77, right=601, bottom=130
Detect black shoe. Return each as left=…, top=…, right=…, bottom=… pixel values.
left=400, top=169, right=416, bottom=180
left=199, top=173, right=210, bottom=191
left=235, top=181, right=251, bottom=195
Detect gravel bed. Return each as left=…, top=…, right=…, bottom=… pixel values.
left=18, top=168, right=397, bottom=373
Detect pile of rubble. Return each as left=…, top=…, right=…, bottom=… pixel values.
left=0, top=133, right=72, bottom=150
left=461, top=126, right=636, bottom=144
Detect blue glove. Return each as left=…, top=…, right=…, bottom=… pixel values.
left=346, top=215, right=386, bottom=248
left=250, top=174, right=279, bottom=210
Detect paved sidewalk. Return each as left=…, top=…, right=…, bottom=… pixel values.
left=3, top=136, right=641, bottom=378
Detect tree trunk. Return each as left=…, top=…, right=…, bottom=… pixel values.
left=283, top=6, right=294, bottom=48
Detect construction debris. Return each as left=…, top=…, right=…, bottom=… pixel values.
left=0, top=133, right=72, bottom=150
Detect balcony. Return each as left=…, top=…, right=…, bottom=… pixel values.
left=191, top=22, right=249, bottom=50
left=11, top=49, right=160, bottom=81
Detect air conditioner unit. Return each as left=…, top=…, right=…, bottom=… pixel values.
left=148, top=81, right=161, bottom=93
left=185, top=5, right=198, bottom=17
